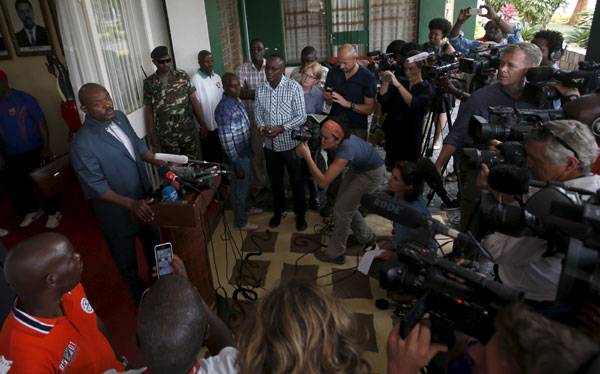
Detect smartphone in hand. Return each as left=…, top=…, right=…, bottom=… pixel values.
left=154, top=242, right=174, bottom=278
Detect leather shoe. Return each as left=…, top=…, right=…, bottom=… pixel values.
left=269, top=211, right=287, bottom=227
left=296, top=215, right=307, bottom=231
left=309, top=197, right=321, bottom=210
left=314, top=250, right=345, bottom=265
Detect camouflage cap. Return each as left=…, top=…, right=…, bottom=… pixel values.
left=151, top=46, right=170, bottom=60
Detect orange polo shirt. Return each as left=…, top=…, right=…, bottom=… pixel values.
left=0, top=283, right=123, bottom=373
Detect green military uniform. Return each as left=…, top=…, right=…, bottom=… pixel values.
left=143, top=69, right=197, bottom=157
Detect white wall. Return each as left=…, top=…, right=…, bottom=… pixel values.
left=164, top=0, right=211, bottom=76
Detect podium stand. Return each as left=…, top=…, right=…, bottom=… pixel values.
left=133, top=177, right=224, bottom=309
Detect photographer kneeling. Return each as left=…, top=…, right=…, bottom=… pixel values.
left=478, top=119, right=600, bottom=317
left=296, top=116, right=385, bottom=264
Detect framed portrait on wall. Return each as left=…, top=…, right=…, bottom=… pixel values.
left=0, top=27, right=10, bottom=59
left=1, top=0, right=52, bottom=56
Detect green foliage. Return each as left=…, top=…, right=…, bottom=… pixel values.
left=566, top=10, right=593, bottom=49
left=520, top=22, right=541, bottom=42
left=485, top=0, right=569, bottom=27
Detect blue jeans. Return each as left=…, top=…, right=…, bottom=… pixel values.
left=229, top=156, right=252, bottom=227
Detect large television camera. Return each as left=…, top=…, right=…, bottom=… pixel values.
left=528, top=61, right=600, bottom=104
left=468, top=106, right=566, bottom=143
left=367, top=50, right=401, bottom=80
left=421, top=52, right=461, bottom=81
left=360, top=193, right=523, bottom=344
left=459, top=44, right=505, bottom=90
left=463, top=141, right=527, bottom=169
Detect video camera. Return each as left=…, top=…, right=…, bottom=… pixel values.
left=528, top=61, right=600, bottom=105
left=291, top=115, right=326, bottom=154
left=367, top=50, right=400, bottom=80
left=468, top=106, right=566, bottom=143
left=463, top=141, right=527, bottom=169
left=422, top=52, right=461, bottom=81
left=381, top=243, right=523, bottom=343
left=459, top=44, right=505, bottom=91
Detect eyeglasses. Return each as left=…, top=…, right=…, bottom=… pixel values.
left=156, top=58, right=171, bottom=64
left=535, top=122, right=579, bottom=160
left=302, top=73, right=318, bottom=80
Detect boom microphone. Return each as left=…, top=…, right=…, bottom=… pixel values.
left=488, top=164, right=531, bottom=195
left=527, top=66, right=599, bottom=91
left=416, top=157, right=459, bottom=208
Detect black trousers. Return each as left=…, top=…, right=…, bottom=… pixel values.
left=264, top=147, right=306, bottom=216
left=3, top=147, right=59, bottom=216
left=200, top=129, right=224, bottom=163
left=103, top=224, right=160, bottom=304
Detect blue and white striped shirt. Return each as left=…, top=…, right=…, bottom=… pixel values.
left=255, top=76, right=306, bottom=152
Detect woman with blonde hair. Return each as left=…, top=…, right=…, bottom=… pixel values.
left=236, top=280, right=370, bottom=374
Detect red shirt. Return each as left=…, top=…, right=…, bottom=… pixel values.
left=0, top=283, right=123, bottom=373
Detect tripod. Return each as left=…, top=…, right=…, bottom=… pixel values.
left=420, top=88, right=462, bottom=207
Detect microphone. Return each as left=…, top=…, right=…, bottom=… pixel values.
left=161, top=185, right=179, bottom=201
left=488, top=164, right=531, bottom=195
left=155, top=153, right=225, bottom=166
left=406, top=52, right=432, bottom=64
left=361, top=194, right=472, bottom=245
left=527, top=66, right=598, bottom=90
left=416, top=158, right=459, bottom=209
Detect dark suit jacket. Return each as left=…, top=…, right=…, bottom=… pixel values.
left=70, top=110, right=152, bottom=236
left=15, top=25, right=49, bottom=47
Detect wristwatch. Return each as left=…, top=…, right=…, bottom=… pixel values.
left=350, top=102, right=356, bottom=110
left=119, top=355, right=128, bottom=369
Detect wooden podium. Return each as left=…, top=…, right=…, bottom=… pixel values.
left=133, top=177, right=225, bottom=309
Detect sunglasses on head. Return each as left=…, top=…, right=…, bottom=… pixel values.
left=535, top=122, right=579, bottom=160
left=156, top=58, right=171, bottom=64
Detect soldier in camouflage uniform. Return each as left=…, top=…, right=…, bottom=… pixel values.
left=144, top=46, right=206, bottom=158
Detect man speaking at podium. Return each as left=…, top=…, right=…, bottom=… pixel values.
left=70, top=83, right=166, bottom=305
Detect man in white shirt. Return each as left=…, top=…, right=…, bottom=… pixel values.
left=191, top=50, right=224, bottom=162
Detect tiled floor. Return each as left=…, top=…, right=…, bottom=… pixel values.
left=204, top=209, right=453, bottom=374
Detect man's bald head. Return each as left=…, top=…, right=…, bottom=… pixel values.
left=78, top=82, right=104, bottom=106
left=337, top=44, right=358, bottom=74
left=5, top=233, right=82, bottom=298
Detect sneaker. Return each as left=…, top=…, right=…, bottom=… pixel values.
left=269, top=211, right=288, bottom=228
left=314, top=250, right=346, bottom=265
left=240, top=222, right=259, bottom=232
left=433, top=138, right=443, bottom=150
left=19, top=209, right=44, bottom=228
left=45, top=212, right=63, bottom=229
left=361, top=233, right=377, bottom=247
left=0, top=228, right=8, bottom=238
left=247, top=207, right=263, bottom=216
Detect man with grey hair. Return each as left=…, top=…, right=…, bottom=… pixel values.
left=435, top=42, right=545, bottom=247
left=479, top=119, right=600, bottom=307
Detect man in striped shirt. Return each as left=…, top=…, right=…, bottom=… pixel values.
left=255, top=55, right=308, bottom=231
left=215, top=73, right=260, bottom=232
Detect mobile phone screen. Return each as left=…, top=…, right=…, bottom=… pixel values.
left=154, top=243, right=174, bottom=278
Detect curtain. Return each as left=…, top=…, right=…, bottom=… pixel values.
left=283, top=0, right=327, bottom=62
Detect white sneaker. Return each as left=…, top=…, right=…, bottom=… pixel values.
left=45, top=212, right=63, bottom=229
left=433, top=138, right=443, bottom=150
left=240, top=222, right=259, bottom=232
left=247, top=207, right=263, bottom=216
left=19, top=209, right=44, bottom=228
left=0, top=228, right=8, bottom=238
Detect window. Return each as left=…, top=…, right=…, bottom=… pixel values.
left=283, top=0, right=327, bottom=62
left=369, top=0, right=418, bottom=54
left=218, top=0, right=244, bottom=72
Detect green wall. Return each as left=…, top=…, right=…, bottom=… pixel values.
left=586, top=0, right=600, bottom=61
left=453, top=0, right=477, bottom=40
left=241, top=0, right=286, bottom=60
left=204, top=0, right=225, bottom=75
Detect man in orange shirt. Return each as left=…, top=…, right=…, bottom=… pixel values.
left=0, top=232, right=129, bottom=373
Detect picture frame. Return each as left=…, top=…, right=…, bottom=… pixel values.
left=0, top=0, right=52, bottom=56
left=0, top=25, right=10, bottom=60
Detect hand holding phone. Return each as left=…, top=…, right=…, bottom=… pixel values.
left=154, top=242, right=174, bottom=278
left=468, top=7, right=483, bottom=16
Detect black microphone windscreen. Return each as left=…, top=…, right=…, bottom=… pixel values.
left=416, top=157, right=444, bottom=190
left=488, top=164, right=530, bottom=195
left=361, top=194, right=426, bottom=228
left=526, top=66, right=557, bottom=83
left=158, top=164, right=171, bottom=178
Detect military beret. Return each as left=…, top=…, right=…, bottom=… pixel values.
left=151, top=46, right=169, bottom=60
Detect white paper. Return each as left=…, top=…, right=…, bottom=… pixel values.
left=358, top=249, right=386, bottom=275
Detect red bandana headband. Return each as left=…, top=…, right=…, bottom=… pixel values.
left=323, top=120, right=344, bottom=140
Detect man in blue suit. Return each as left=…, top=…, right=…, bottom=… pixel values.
left=70, top=83, right=166, bottom=304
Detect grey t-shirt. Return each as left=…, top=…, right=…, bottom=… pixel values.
left=334, top=134, right=384, bottom=172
